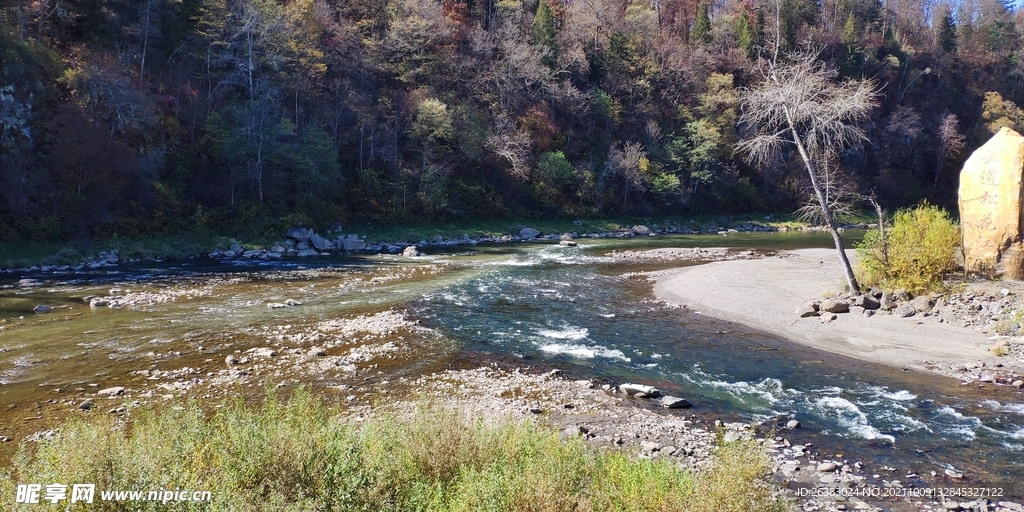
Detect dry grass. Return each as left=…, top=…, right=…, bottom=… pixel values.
left=2, top=389, right=792, bottom=512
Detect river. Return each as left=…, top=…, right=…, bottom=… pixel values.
left=1, top=232, right=1021, bottom=498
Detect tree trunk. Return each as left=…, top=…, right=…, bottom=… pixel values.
left=784, top=108, right=861, bottom=294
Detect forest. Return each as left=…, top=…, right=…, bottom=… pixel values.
left=2, top=0, right=1024, bottom=241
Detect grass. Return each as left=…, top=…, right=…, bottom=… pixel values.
left=2, top=389, right=791, bottom=512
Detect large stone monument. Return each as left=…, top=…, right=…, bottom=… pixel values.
left=959, top=126, right=1024, bottom=280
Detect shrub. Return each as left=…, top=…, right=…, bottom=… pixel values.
left=2, top=390, right=791, bottom=512
left=855, top=202, right=961, bottom=294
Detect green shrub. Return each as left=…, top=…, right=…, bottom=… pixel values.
left=2, top=390, right=790, bottom=512
left=855, top=202, right=961, bottom=294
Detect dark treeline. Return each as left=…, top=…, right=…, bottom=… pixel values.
left=1, top=0, right=1023, bottom=240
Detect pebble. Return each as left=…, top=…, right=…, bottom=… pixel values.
left=816, top=462, right=837, bottom=472
left=77, top=401, right=92, bottom=411
left=225, top=354, right=240, bottom=365
left=944, top=468, right=964, bottom=479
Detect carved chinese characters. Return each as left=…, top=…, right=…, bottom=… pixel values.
left=958, top=127, right=1024, bottom=280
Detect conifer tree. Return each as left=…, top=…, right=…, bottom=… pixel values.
left=531, top=0, right=558, bottom=67
left=736, top=12, right=756, bottom=59
left=937, top=8, right=957, bottom=54
left=693, top=3, right=712, bottom=45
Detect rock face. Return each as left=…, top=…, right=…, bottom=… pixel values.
left=959, top=127, right=1024, bottom=280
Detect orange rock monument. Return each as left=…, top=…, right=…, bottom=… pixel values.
left=958, top=126, right=1024, bottom=280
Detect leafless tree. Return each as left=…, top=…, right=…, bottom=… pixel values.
left=935, top=112, right=965, bottom=187
left=487, top=114, right=533, bottom=181
left=738, top=9, right=878, bottom=293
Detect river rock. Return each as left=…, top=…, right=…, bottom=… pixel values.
left=944, top=468, right=964, bottom=479
left=78, top=401, right=92, bottom=410
left=271, top=245, right=286, bottom=253
left=853, top=294, right=880, bottom=310
left=286, top=227, right=313, bottom=242
left=251, top=348, right=277, bottom=357
left=230, top=243, right=244, bottom=255
left=797, top=304, right=819, bottom=318
left=816, top=462, right=837, bottom=472
left=631, top=225, right=652, bottom=236
left=33, top=304, right=51, bottom=313
left=342, top=238, right=366, bottom=251
left=658, top=396, right=692, bottom=408
left=310, top=233, right=333, bottom=251
left=284, top=299, right=302, bottom=306
left=559, top=240, right=577, bottom=247
left=960, top=127, right=1024, bottom=280
left=519, top=227, right=540, bottom=239
left=910, top=295, right=933, bottom=312
left=97, top=386, right=125, bottom=397
left=225, top=354, right=240, bottom=366
left=880, top=292, right=897, bottom=310
left=786, top=419, right=801, bottom=430
left=820, top=298, right=850, bottom=313
left=297, top=249, right=319, bottom=257
left=89, top=298, right=109, bottom=308
left=893, top=304, right=916, bottom=317
left=1011, top=379, right=1023, bottom=388
left=620, top=383, right=660, bottom=397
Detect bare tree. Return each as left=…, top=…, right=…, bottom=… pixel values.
left=738, top=17, right=878, bottom=293
left=934, top=112, right=965, bottom=187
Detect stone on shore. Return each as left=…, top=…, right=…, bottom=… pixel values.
left=820, top=298, right=850, bottom=313
left=658, top=396, right=692, bottom=408
left=893, top=304, right=917, bottom=318
left=402, top=246, right=420, bottom=257
left=853, top=294, right=880, bottom=310
left=310, top=233, right=333, bottom=251
left=796, top=303, right=819, bottom=318
left=559, top=240, right=577, bottom=247
left=786, top=419, right=801, bottom=430
left=33, top=304, right=51, bottom=313
left=297, top=249, right=319, bottom=257
left=519, top=227, right=540, bottom=239
left=910, top=295, right=933, bottom=313
left=816, top=462, right=837, bottom=472
left=1012, top=379, right=1024, bottom=388
left=286, top=227, right=312, bottom=242
left=959, top=127, right=1024, bottom=280
left=225, top=354, right=240, bottom=366
left=97, top=386, right=125, bottom=397
left=631, top=225, right=652, bottom=236
left=620, top=383, right=661, bottom=397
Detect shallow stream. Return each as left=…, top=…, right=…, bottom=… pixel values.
left=1, top=232, right=1021, bottom=497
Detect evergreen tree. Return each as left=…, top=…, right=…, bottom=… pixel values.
left=692, top=3, right=712, bottom=45
left=531, top=0, right=558, bottom=67
left=840, top=13, right=861, bottom=75
left=736, top=12, right=756, bottom=60
left=937, top=8, right=957, bottom=54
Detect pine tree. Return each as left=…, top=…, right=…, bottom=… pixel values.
left=937, top=8, right=957, bottom=54
left=840, top=13, right=861, bottom=75
left=692, top=3, right=712, bottom=45
left=736, top=12, right=756, bottom=60
left=531, top=0, right=558, bottom=67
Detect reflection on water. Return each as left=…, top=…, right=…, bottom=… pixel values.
left=1, top=232, right=1021, bottom=496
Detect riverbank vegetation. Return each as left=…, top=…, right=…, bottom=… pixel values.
left=2, top=390, right=789, bottom=512
left=0, top=0, right=1017, bottom=244
left=855, top=203, right=961, bottom=293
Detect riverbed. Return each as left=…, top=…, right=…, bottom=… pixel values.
left=1, top=232, right=1022, bottom=502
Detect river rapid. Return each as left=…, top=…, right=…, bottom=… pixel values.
left=1, top=232, right=1022, bottom=498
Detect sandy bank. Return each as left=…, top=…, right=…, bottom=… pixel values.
left=653, top=248, right=1010, bottom=374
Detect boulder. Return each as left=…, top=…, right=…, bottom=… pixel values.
left=342, top=238, right=366, bottom=251
left=297, top=249, right=319, bottom=257
left=816, top=462, right=837, bottom=473
left=519, top=227, right=540, bottom=239
left=560, top=233, right=574, bottom=241
left=559, top=240, right=577, bottom=247
left=880, top=292, right=897, bottom=310
left=230, top=243, right=244, bottom=255
left=893, top=304, right=917, bottom=318
left=97, top=386, right=125, bottom=397
left=296, top=241, right=311, bottom=250
left=820, top=298, right=850, bottom=313
left=402, top=246, right=420, bottom=257
left=796, top=304, right=819, bottom=317
left=310, top=233, right=334, bottom=251
left=89, top=298, right=109, bottom=308
left=910, top=295, right=933, bottom=313
left=959, top=127, right=1024, bottom=280
left=658, top=396, right=692, bottom=408
left=631, top=225, right=652, bottom=236
left=286, top=227, right=313, bottom=242
left=786, top=419, right=801, bottom=430
left=1012, top=379, right=1024, bottom=388
left=853, top=294, right=880, bottom=310
left=32, top=304, right=51, bottom=313
left=270, top=245, right=286, bottom=253
left=620, top=383, right=661, bottom=397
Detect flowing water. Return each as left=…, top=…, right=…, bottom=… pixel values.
left=1, top=233, right=1022, bottom=497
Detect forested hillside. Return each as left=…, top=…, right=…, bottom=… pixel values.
left=1, top=0, right=1022, bottom=240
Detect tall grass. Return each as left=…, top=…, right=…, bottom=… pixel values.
left=2, top=390, right=790, bottom=512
